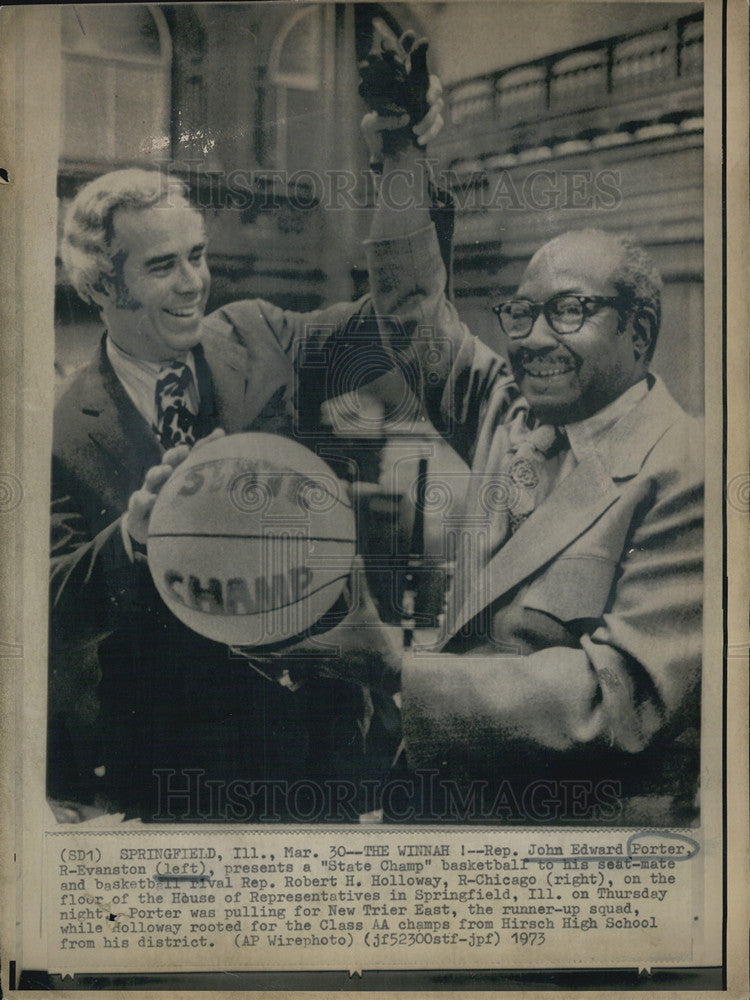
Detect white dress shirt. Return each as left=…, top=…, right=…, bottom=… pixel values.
left=105, top=336, right=200, bottom=430
left=107, top=335, right=200, bottom=560
left=560, top=377, right=650, bottom=480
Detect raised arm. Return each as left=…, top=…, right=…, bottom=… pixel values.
left=363, top=143, right=518, bottom=463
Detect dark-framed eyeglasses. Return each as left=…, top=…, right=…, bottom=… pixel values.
left=492, top=294, right=623, bottom=339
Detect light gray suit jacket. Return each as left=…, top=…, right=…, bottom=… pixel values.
left=366, top=226, right=703, bottom=822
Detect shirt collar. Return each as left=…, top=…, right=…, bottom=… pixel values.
left=105, top=335, right=199, bottom=426
left=106, top=336, right=197, bottom=380
left=564, top=378, right=650, bottom=463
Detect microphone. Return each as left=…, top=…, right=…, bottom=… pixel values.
left=401, top=456, right=428, bottom=648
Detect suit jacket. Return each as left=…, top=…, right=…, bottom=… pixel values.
left=366, top=226, right=703, bottom=825
left=50, top=296, right=398, bottom=821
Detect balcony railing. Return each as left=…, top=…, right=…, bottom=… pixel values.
left=446, top=11, right=702, bottom=131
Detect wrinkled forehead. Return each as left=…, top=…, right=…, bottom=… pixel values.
left=518, top=232, right=623, bottom=298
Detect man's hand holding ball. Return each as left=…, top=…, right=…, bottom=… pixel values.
left=124, top=428, right=226, bottom=547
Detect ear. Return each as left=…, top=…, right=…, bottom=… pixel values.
left=629, top=308, right=656, bottom=363
left=88, top=275, right=116, bottom=310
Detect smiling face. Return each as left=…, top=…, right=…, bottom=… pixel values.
left=100, top=202, right=210, bottom=363
left=507, top=231, right=648, bottom=424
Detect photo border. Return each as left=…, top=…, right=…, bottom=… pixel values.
left=1, top=0, right=747, bottom=995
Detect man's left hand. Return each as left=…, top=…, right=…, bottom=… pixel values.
left=359, top=30, right=444, bottom=165
left=232, top=556, right=403, bottom=695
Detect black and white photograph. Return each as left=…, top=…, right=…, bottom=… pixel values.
left=47, top=1, right=706, bottom=827
left=1, top=0, right=745, bottom=991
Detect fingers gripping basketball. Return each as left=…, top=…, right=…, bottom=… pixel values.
left=147, top=433, right=356, bottom=647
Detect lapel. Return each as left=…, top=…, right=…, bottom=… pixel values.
left=447, top=377, right=681, bottom=637
left=76, top=311, right=295, bottom=489
left=199, top=329, right=252, bottom=431
left=78, top=336, right=162, bottom=493
left=192, top=343, right=220, bottom=435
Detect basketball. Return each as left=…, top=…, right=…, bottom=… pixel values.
left=147, top=432, right=356, bottom=647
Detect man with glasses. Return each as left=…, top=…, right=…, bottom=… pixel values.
left=361, top=142, right=703, bottom=823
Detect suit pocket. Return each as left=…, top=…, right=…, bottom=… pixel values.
left=523, top=556, right=617, bottom=622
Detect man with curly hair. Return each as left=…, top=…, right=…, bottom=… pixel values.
left=48, top=75, right=445, bottom=821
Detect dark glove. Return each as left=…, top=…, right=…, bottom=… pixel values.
left=358, top=30, right=430, bottom=158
